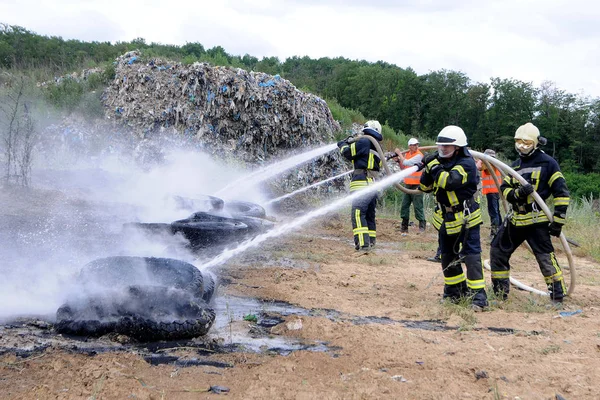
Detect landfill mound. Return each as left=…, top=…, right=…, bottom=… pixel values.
left=102, top=51, right=341, bottom=164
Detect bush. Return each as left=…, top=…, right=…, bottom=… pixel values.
left=563, top=172, right=600, bottom=199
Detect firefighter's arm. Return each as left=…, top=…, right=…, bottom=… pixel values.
left=435, top=164, right=470, bottom=191
left=548, top=164, right=570, bottom=225
left=419, top=164, right=435, bottom=193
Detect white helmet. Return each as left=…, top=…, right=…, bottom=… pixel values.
left=436, top=125, right=467, bottom=147
left=408, top=138, right=419, bottom=146
left=514, top=122, right=539, bottom=155
left=362, top=120, right=383, bottom=141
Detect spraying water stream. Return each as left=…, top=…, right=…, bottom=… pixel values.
left=198, top=167, right=417, bottom=270
left=215, top=143, right=338, bottom=198
left=264, top=170, right=352, bottom=206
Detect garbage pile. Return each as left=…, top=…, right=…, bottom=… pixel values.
left=102, top=51, right=341, bottom=164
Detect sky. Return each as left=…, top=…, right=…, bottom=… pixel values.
left=2, top=0, right=599, bottom=97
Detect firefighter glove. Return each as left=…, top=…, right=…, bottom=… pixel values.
left=548, top=221, right=563, bottom=237
left=516, top=183, right=534, bottom=198
left=417, top=152, right=439, bottom=171
left=337, top=140, right=348, bottom=148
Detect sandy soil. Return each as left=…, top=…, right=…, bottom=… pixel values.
left=1, top=205, right=600, bottom=399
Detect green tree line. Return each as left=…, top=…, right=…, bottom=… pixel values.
left=2, top=23, right=600, bottom=182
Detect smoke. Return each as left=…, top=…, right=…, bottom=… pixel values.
left=0, top=128, right=265, bottom=322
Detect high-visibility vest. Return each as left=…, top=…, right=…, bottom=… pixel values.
left=403, top=150, right=423, bottom=185
left=481, top=168, right=501, bottom=195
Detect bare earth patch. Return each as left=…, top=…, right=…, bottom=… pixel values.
left=1, top=211, right=599, bottom=399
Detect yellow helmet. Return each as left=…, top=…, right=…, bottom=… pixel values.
left=514, top=122, right=539, bottom=155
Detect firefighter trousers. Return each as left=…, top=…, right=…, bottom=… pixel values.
left=351, top=190, right=377, bottom=250
left=490, top=221, right=566, bottom=301
left=439, top=224, right=487, bottom=307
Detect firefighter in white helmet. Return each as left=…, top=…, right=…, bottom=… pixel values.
left=417, top=125, right=488, bottom=310
left=490, top=122, right=570, bottom=303
left=393, top=138, right=426, bottom=234
left=337, top=120, right=383, bottom=252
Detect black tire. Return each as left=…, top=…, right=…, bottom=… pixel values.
left=223, top=200, right=266, bottom=218
left=78, top=256, right=204, bottom=297
left=122, top=222, right=174, bottom=235
left=171, top=213, right=249, bottom=249
left=56, top=285, right=216, bottom=341
left=201, top=271, right=217, bottom=304
left=234, top=216, right=275, bottom=238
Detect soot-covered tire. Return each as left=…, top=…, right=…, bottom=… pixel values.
left=223, top=200, right=266, bottom=219
left=234, top=216, right=275, bottom=238
left=56, top=285, right=216, bottom=341
left=77, top=256, right=204, bottom=297
left=171, top=212, right=249, bottom=249
left=201, top=271, right=217, bottom=304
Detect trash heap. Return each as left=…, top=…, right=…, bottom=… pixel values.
left=102, top=51, right=341, bottom=164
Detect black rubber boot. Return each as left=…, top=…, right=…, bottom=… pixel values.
left=469, top=288, right=488, bottom=309
left=443, top=281, right=467, bottom=303
left=370, top=237, right=376, bottom=248
left=418, top=220, right=426, bottom=232
left=492, top=278, right=510, bottom=300
left=536, top=253, right=566, bottom=303
left=400, top=219, right=409, bottom=233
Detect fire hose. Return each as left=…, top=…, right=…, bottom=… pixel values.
left=343, top=135, right=576, bottom=296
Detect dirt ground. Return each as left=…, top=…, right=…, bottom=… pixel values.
left=1, top=205, right=600, bottom=399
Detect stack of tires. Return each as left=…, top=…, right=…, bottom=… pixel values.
left=126, top=198, right=274, bottom=253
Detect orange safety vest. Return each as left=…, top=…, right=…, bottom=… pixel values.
left=481, top=167, right=501, bottom=195
left=402, top=150, right=423, bottom=185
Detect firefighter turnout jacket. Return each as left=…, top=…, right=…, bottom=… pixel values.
left=501, top=148, right=570, bottom=226
left=420, top=150, right=482, bottom=235
left=339, top=137, right=382, bottom=191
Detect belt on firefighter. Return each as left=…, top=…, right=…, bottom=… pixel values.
left=353, top=169, right=380, bottom=179
left=438, top=197, right=475, bottom=214
left=514, top=202, right=538, bottom=214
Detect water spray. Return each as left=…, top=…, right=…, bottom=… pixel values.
left=197, top=167, right=417, bottom=270
left=215, top=143, right=338, bottom=198
left=264, top=170, right=352, bottom=206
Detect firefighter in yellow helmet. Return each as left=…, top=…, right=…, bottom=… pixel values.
left=490, top=122, right=570, bottom=303
left=337, top=121, right=383, bottom=252
left=417, top=125, right=488, bottom=310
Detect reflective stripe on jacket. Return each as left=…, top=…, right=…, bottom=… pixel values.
left=501, top=149, right=570, bottom=227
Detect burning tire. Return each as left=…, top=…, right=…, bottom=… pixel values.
left=56, top=285, right=215, bottom=341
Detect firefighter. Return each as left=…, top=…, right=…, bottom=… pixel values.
left=418, top=125, right=488, bottom=310
left=476, top=149, right=502, bottom=241
left=394, top=138, right=426, bottom=234
left=490, top=123, right=570, bottom=303
left=337, top=121, right=383, bottom=252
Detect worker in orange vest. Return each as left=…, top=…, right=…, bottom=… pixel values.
left=476, top=149, right=502, bottom=241
left=394, top=138, right=426, bottom=234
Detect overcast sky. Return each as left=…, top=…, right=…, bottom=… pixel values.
left=2, top=0, right=599, bottom=97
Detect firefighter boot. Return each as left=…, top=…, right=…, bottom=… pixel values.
left=536, top=253, right=566, bottom=304
left=441, top=253, right=467, bottom=303
left=492, top=278, right=510, bottom=300
left=400, top=219, right=409, bottom=234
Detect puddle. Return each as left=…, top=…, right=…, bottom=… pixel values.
left=0, top=293, right=536, bottom=369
